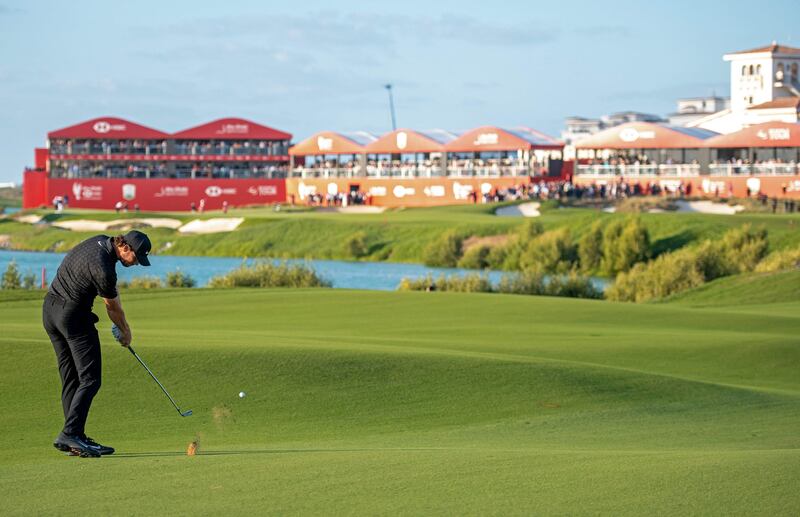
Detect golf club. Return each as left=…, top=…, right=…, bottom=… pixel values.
left=127, top=346, right=192, bottom=417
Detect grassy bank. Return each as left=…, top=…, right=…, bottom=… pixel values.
left=0, top=186, right=21, bottom=211
left=0, top=284, right=797, bottom=514
left=3, top=204, right=800, bottom=269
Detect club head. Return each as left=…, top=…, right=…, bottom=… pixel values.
left=181, top=410, right=193, bottom=417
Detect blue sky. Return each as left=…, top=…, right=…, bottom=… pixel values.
left=0, top=0, right=797, bottom=183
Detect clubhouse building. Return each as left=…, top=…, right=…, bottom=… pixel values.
left=21, top=43, right=800, bottom=210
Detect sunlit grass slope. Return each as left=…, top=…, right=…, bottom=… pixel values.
left=0, top=287, right=797, bottom=515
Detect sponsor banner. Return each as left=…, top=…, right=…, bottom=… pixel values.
left=572, top=174, right=800, bottom=199
left=44, top=178, right=284, bottom=211
left=285, top=177, right=532, bottom=207
left=49, top=154, right=289, bottom=162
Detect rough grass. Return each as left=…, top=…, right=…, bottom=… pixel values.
left=0, top=287, right=798, bottom=515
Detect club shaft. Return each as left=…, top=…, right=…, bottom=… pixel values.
left=128, top=346, right=184, bottom=415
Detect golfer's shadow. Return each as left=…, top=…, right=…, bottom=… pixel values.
left=111, top=447, right=438, bottom=458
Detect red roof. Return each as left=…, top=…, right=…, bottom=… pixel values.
left=728, top=42, right=800, bottom=56
left=365, top=129, right=447, bottom=154
left=705, top=122, right=800, bottom=148
left=747, top=97, right=800, bottom=110
left=445, top=126, right=562, bottom=152
left=575, top=122, right=718, bottom=149
left=172, top=118, right=291, bottom=140
left=48, top=117, right=168, bottom=140
left=289, top=131, right=370, bottom=156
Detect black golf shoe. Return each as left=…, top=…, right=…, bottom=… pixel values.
left=83, top=436, right=115, bottom=456
left=53, top=432, right=101, bottom=458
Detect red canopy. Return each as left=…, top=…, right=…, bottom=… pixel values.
left=172, top=118, right=291, bottom=140
left=445, top=126, right=562, bottom=152
left=289, top=131, right=369, bottom=156
left=365, top=129, right=447, bottom=154
left=704, top=122, right=800, bottom=148
left=48, top=117, right=168, bottom=140
left=575, top=122, right=718, bottom=149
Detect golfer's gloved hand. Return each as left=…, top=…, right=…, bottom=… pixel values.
left=111, top=324, right=132, bottom=347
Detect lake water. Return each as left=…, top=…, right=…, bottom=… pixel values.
left=0, top=249, right=608, bottom=291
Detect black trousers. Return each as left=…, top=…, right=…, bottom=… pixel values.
left=42, top=294, right=102, bottom=437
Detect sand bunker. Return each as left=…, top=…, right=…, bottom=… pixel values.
left=674, top=200, right=745, bottom=215
left=15, top=214, right=44, bottom=224
left=178, top=218, right=244, bottom=234
left=495, top=202, right=541, bottom=217
left=50, top=218, right=183, bottom=232
left=317, top=206, right=385, bottom=214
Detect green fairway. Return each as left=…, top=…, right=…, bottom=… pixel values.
left=1, top=286, right=798, bottom=515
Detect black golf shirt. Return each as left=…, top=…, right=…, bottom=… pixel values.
left=49, top=235, right=119, bottom=310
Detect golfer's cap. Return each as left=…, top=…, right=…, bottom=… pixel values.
left=123, top=230, right=152, bottom=266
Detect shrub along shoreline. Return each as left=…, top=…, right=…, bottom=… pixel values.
left=2, top=205, right=798, bottom=302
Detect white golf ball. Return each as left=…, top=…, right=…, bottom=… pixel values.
left=239, top=391, right=246, bottom=398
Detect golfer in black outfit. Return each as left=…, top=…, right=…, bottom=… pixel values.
left=44, top=230, right=151, bottom=457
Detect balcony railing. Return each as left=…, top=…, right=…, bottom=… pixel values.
left=708, top=164, right=800, bottom=176
left=446, top=165, right=531, bottom=177
left=290, top=166, right=365, bottom=178
left=577, top=163, right=800, bottom=177
left=366, top=165, right=445, bottom=178
left=290, top=164, right=536, bottom=178
left=576, top=164, right=660, bottom=176
left=576, top=164, right=699, bottom=177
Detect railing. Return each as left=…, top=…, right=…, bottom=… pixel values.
left=577, top=163, right=800, bottom=177
left=174, top=145, right=289, bottom=157
left=290, top=165, right=535, bottom=178
left=708, top=164, right=800, bottom=176
left=656, top=164, right=700, bottom=176
left=50, top=144, right=167, bottom=155
left=576, top=164, right=659, bottom=176
left=365, top=165, right=445, bottom=178
left=290, top=167, right=365, bottom=178
left=446, top=165, right=530, bottom=177
left=49, top=168, right=287, bottom=180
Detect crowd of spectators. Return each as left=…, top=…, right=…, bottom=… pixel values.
left=173, top=140, right=289, bottom=156
left=49, top=139, right=167, bottom=155
left=49, top=139, right=290, bottom=157
left=175, top=163, right=287, bottom=179
left=365, top=158, right=445, bottom=177
left=49, top=161, right=288, bottom=179
left=303, top=190, right=372, bottom=207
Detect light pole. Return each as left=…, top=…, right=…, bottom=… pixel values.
left=384, top=84, right=397, bottom=131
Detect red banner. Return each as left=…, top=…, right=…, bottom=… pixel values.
left=44, top=178, right=285, bottom=211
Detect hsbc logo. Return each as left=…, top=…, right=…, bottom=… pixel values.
left=205, top=185, right=237, bottom=197
left=92, top=121, right=127, bottom=134
left=396, top=131, right=408, bottom=150
left=619, top=128, right=655, bottom=142
left=205, top=186, right=222, bottom=197
left=474, top=133, right=499, bottom=146
left=392, top=185, right=415, bottom=198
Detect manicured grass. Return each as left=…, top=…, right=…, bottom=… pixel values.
left=0, top=287, right=797, bottom=514
left=4, top=204, right=800, bottom=267
left=664, top=269, right=800, bottom=307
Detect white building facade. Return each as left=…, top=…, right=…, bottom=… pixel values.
left=689, top=42, right=800, bottom=134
